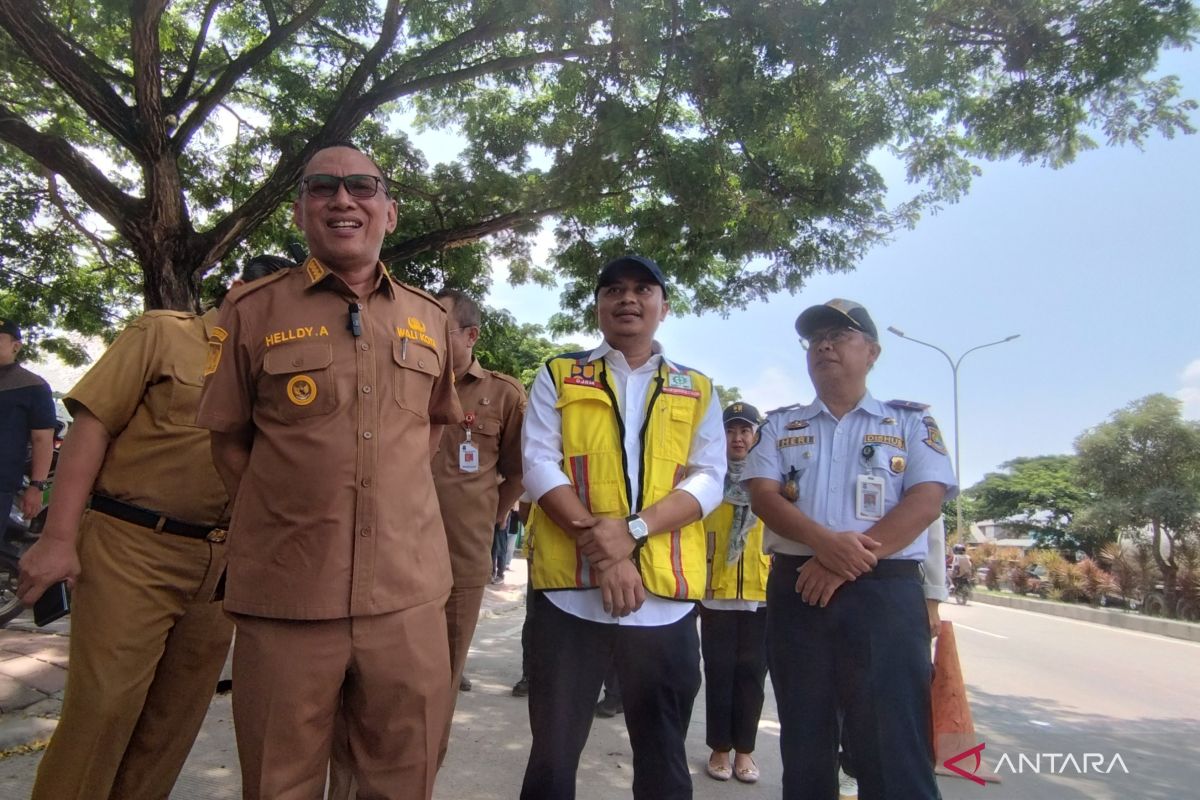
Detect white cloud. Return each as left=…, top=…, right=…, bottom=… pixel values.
left=1178, top=358, right=1200, bottom=419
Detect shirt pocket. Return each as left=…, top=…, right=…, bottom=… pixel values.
left=466, top=412, right=503, bottom=468
left=166, top=378, right=204, bottom=428
left=261, top=343, right=337, bottom=421
left=392, top=341, right=440, bottom=418
left=652, top=394, right=697, bottom=464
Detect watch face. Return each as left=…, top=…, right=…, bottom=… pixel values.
left=628, top=517, right=649, bottom=539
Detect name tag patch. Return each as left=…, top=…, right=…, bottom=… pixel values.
left=863, top=434, right=905, bottom=449
left=777, top=435, right=815, bottom=449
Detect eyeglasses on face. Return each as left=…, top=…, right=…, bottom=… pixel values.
left=300, top=174, right=386, bottom=199
left=800, top=327, right=859, bottom=350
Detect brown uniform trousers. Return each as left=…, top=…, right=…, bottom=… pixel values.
left=30, top=511, right=230, bottom=800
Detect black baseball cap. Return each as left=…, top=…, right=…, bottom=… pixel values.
left=723, top=402, right=762, bottom=427
left=0, top=319, right=21, bottom=340
left=595, top=255, right=669, bottom=298
left=795, top=298, right=877, bottom=340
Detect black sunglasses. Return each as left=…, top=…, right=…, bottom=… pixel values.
left=300, top=173, right=387, bottom=199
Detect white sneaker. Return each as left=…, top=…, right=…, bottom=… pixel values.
left=838, top=767, right=858, bottom=797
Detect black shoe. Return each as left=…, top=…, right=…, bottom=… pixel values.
left=459, top=675, right=472, bottom=692
left=512, top=677, right=529, bottom=697
left=595, top=695, right=623, bottom=718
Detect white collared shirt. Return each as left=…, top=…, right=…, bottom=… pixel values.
left=742, top=391, right=957, bottom=561
left=522, top=340, right=726, bottom=625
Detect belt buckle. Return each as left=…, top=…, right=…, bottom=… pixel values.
left=207, top=528, right=227, bottom=544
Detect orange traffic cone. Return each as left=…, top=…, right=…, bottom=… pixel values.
left=932, top=620, right=1000, bottom=784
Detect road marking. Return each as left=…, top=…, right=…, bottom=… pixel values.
left=953, top=623, right=1008, bottom=639
left=962, top=602, right=1200, bottom=648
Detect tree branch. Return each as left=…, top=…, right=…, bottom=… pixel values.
left=173, top=0, right=330, bottom=150
left=42, top=169, right=118, bottom=270
left=0, top=104, right=141, bottom=237
left=0, top=0, right=140, bottom=153
left=131, top=0, right=170, bottom=158
left=168, top=0, right=221, bottom=115
left=381, top=208, right=561, bottom=263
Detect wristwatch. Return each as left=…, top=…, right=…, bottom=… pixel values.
left=28, top=479, right=48, bottom=491
left=625, top=514, right=649, bottom=542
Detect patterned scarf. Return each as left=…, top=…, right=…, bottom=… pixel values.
left=724, top=458, right=758, bottom=565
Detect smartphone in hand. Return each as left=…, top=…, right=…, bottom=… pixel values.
left=33, top=581, right=71, bottom=627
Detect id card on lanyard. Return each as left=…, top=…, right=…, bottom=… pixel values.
left=459, top=412, right=479, bottom=473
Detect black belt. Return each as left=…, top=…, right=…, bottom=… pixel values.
left=773, top=553, right=921, bottom=579
left=89, top=494, right=227, bottom=543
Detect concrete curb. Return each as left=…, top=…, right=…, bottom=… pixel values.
left=970, top=590, right=1200, bottom=642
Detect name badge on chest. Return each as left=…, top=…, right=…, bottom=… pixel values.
left=855, top=474, right=885, bottom=521
left=459, top=412, right=480, bottom=472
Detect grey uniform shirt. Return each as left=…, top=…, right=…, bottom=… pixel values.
left=742, top=392, right=957, bottom=561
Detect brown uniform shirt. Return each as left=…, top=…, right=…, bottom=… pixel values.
left=65, top=309, right=228, bottom=526
left=433, top=359, right=526, bottom=588
left=196, top=261, right=463, bottom=620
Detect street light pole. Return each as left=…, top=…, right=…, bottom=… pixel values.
left=885, top=326, right=1020, bottom=543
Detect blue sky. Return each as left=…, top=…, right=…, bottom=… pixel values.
left=481, top=47, right=1200, bottom=490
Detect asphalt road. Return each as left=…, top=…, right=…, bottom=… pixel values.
left=1, top=598, right=1196, bottom=799
left=934, top=600, right=1200, bottom=800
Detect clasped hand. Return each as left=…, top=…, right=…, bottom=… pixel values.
left=575, top=516, right=635, bottom=571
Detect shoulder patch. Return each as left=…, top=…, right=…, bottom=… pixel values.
left=887, top=399, right=930, bottom=412
left=225, top=268, right=291, bottom=303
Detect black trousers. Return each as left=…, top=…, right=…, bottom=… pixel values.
left=767, top=556, right=939, bottom=800
left=699, top=606, right=767, bottom=753
left=520, top=592, right=701, bottom=800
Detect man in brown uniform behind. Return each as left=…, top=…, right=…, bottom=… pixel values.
left=197, top=143, right=462, bottom=799
left=16, top=255, right=290, bottom=800
left=327, top=289, right=525, bottom=799
left=432, top=289, right=525, bottom=755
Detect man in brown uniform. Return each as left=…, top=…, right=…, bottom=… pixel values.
left=197, top=143, right=462, bottom=800
left=15, top=255, right=290, bottom=800
left=432, top=288, right=525, bottom=756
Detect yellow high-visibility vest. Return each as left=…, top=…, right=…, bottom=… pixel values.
left=528, top=352, right=712, bottom=599
left=702, top=502, right=770, bottom=602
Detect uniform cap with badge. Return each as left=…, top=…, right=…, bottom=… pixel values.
left=722, top=401, right=762, bottom=427
left=595, top=255, right=669, bottom=298
left=794, top=298, right=878, bottom=340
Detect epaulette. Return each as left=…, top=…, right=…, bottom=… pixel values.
left=887, top=399, right=930, bottom=412
left=764, top=403, right=802, bottom=416
left=393, top=279, right=443, bottom=308
left=224, top=268, right=291, bottom=303
left=488, top=369, right=526, bottom=394
left=141, top=309, right=198, bottom=320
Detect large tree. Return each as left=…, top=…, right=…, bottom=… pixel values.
left=966, top=454, right=1098, bottom=554
left=1075, top=394, right=1200, bottom=616
left=2, top=0, right=1196, bottom=343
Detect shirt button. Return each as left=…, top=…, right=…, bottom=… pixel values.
left=360, top=343, right=370, bottom=351
left=835, top=429, right=843, bottom=436
left=418, top=359, right=426, bottom=368
left=292, top=358, right=302, bottom=367
left=360, top=527, right=372, bottom=537
left=361, top=478, right=372, bottom=488
left=362, top=385, right=372, bottom=394
left=363, top=431, right=373, bottom=439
